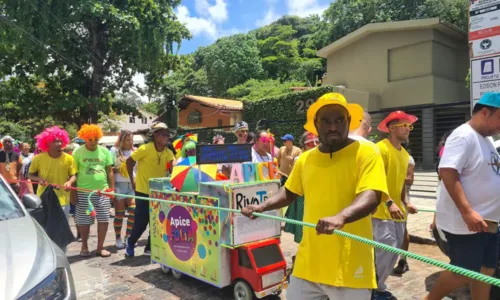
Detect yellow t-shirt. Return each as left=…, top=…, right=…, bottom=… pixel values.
left=131, top=142, right=174, bottom=194
left=28, top=152, right=77, bottom=206
left=372, top=139, right=409, bottom=221
left=284, top=142, right=388, bottom=289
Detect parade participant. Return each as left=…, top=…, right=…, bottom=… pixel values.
left=18, top=143, right=34, bottom=197
left=283, top=131, right=318, bottom=273
left=373, top=111, right=418, bottom=300
left=393, top=141, right=415, bottom=275
left=0, top=136, right=21, bottom=193
left=125, top=122, right=174, bottom=257
left=212, top=134, right=225, bottom=145
left=175, top=140, right=196, bottom=165
left=252, top=130, right=274, bottom=163
left=221, top=121, right=249, bottom=177
left=276, top=134, right=301, bottom=186
left=72, top=124, right=114, bottom=258
left=426, top=93, right=500, bottom=300
left=28, top=126, right=76, bottom=219
left=349, top=112, right=372, bottom=142
left=242, top=92, right=388, bottom=299
left=110, top=130, right=136, bottom=249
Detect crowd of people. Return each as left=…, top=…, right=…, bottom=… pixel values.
left=1, top=91, right=499, bottom=299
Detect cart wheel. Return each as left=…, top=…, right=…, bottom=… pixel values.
left=160, top=265, right=170, bottom=274
left=234, top=280, right=255, bottom=300
left=171, top=269, right=183, bottom=279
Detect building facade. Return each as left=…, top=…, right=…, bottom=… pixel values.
left=178, top=95, right=243, bottom=129
left=317, top=18, right=469, bottom=169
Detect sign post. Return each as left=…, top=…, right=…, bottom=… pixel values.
left=470, top=0, right=500, bottom=113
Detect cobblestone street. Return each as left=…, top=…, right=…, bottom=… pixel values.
left=67, top=211, right=471, bottom=300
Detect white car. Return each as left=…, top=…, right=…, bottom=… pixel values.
left=0, top=176, right=76, bottom=299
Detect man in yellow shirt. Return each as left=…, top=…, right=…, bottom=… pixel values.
left=372, top=111, right=419, bottom=300
left=125, top=122, right=174, bottom=257
left=29, top=126, right=77, bottom=219
left=242, top=93, right=389, bottom=299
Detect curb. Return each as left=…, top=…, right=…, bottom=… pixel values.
left=410, top=233, right=436, bottom=245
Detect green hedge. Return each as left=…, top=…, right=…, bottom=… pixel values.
left=243, top=85, right=337, bottom=147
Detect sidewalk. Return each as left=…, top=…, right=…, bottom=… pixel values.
left=408, top=197, right=436, bottom=245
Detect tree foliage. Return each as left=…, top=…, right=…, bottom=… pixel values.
left=201, top=34, right=263, bottom=96
left=0, top=0, right=190, bottom=126
left=227, top=79, right=305, bottom=101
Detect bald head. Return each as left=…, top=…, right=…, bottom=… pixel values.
left=350, top=112, right=372, bottom=138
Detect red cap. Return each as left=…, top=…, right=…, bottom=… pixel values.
left=377, top=111, right=418, bottom=133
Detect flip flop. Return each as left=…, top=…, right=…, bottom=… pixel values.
left=96, top=249, right=111, bottom=257
left=80, top=251, right=91, bottom=257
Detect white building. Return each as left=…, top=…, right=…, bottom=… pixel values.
left=100, top=109, right=158, bottom=132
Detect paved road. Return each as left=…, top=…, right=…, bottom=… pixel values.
left=67, top=213, right=473, bottom=300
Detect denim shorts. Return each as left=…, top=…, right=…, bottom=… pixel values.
left=115, top=182, right=135, bottom=200
left=443, top=230, right=499, bottom=272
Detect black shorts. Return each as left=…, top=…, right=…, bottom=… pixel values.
left=444, top=230, right=499, bottom=272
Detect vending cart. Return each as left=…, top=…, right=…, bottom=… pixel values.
left=148, top=177, right=287, bottom=299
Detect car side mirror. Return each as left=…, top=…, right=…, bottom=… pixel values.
left=23, top=194, right=42, bottom=209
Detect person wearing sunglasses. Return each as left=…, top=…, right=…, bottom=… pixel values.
left=72, top=124, right=115, bottom=258
left=221, top=121, right=249, bottom=178
left=125, top=122, right=174, bottom=257
left=372, top=111, right=419, bottom=300
left=252, top=130, right=274, bottom=163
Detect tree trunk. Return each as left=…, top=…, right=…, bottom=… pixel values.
left=86, top=18, right=108, bottom=124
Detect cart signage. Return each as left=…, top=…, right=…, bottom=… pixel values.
left=231, top=182, right=281, bottom=246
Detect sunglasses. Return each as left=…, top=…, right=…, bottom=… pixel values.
left=391, top=124, right=414, bottom=131
left=305, top=139, right=319, bottom=147
left=259, top=137, right=275, bottom=143
left=87, top=138, right=99, bottom=142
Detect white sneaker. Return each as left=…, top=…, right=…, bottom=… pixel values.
left=116, top=239, right=125, bottom=249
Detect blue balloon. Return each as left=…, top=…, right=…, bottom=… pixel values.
left=198, top=244, right=207, bottom=259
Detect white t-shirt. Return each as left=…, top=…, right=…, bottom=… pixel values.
left=408, top=155, right=415, bottom=166
left=251, top=148, right=272, bottom=163
left=436, top=123, right=500, bottom=235
left=110, top=147, right=135, bottom=182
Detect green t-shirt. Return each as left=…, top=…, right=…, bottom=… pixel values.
left=72, top=145, right=113, bottom=190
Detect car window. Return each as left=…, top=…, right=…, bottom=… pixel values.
left=0, top=180, right=24, bottom=221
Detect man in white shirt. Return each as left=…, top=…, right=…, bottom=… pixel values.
left=349, top=112, right=372, bottom=142
left=425, top=92, right=500, bottom=300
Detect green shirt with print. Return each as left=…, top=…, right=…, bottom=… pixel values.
left=72, top=145, right=113, bottom=190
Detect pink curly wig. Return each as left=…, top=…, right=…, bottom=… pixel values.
left=35, top=126, right=70, bottom=152
left=77, top=124, right=103, bottom=141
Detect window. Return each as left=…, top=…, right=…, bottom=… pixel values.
left=251, top=244, right=283, bottom=268
left=0, top=180, right=24, bottom=221
left=218, top=119, right=223, bottom=127
left=238, top=249, right=253, bottom=269
left=141, top=117, right=147, bottom=124
left=188, top=110, right=202, bottom=124
left=129, top=116, right=135, bottom=123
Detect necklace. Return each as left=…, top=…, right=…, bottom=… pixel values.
left=5, top=152, right=11, bottom=172
left=156, top=149, right=164, bottom=165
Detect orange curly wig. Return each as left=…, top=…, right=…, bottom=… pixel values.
left=77, top=124, right=103, bottom=141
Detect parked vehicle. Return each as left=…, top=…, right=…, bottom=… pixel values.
left=0, top=175, right=76, bottom=300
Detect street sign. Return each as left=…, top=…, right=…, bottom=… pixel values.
left=470, top=54, right=500, bottom=113
left=470, top=0, right=500, bottom=57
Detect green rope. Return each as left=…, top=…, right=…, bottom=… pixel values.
left=87, top=190, right=500, bottom=287
left=415, top=208, right=436, bottom=213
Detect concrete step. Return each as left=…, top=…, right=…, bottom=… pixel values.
left=409, top=190, right=436, bottom=199
left=411, top=185, right=437, bottom=192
